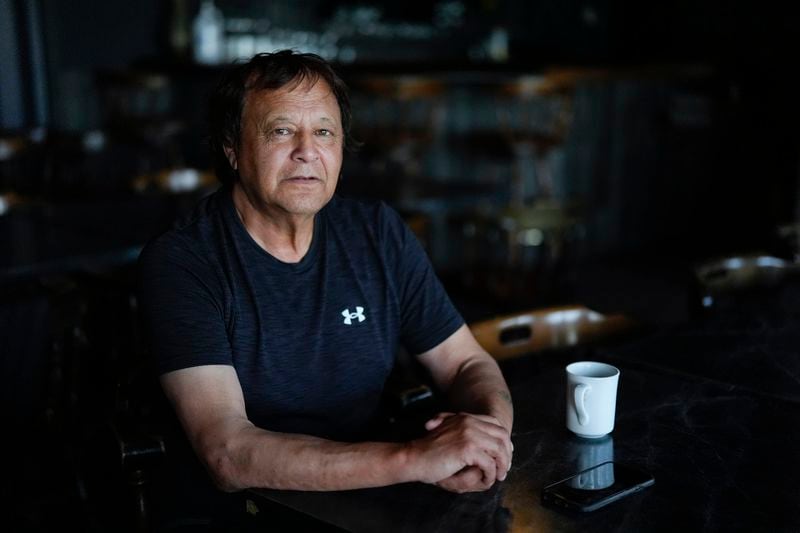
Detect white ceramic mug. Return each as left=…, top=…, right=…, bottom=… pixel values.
left=566, top=361, right=620, bottom=438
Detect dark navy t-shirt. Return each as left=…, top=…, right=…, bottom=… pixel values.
left=138, top=187, right=463, bottom=441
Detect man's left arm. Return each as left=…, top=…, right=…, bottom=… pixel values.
left=415, top=324, right=514, bottom=491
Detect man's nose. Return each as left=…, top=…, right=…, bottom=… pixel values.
left=291, top=132, right=320, bottom=163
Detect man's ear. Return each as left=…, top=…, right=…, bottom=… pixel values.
left=223, top=146, right=238, bottom=170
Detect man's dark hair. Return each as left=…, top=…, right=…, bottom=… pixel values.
left=208, top=50, right=356, bottom=186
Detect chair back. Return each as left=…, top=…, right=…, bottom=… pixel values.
left=470, top=304, right=636, bottom=361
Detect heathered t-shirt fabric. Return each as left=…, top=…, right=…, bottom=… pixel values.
left=138, top=187, right=464, bottom=441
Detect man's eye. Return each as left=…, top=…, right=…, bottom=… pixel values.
left=316, top=129, right=333, bottom=136
left=273, top=128, right=291, bottom=136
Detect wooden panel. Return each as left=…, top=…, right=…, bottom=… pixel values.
left=470, top=304, right=636, bottom=361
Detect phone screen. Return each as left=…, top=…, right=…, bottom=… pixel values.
left=541, top=461, right=654, bottom=513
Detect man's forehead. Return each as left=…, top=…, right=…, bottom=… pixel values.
left=244, top=78, right=338, bottom=118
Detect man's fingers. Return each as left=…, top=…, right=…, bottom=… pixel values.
left=415, top=412, right=513, bottom=490
left=467, top=444, right=499, bottom=487
left=424, top=418, right=443, bottom=431
left=452, top=412, right=513, bottom=459
left=440, top=414, right=513, bottom=478
left=424, top=412, right=456, bottom=431
left=436, top=466, right=492, bottom=493
left=461, top=416, right=513, bottom=474
left=482, top=436, right=511, bottom=481
left=480, top=417, right=513, bottom=472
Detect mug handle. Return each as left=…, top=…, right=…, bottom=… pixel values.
left=574, top=383, right=590, bottom=426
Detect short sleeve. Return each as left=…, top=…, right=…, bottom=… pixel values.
left=137, top=235, right=233, bottom=375
left=381, top=205, right=465, bottom=355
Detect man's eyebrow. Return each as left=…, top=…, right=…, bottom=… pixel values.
left=262, top=115, right=290, bottom=125
left=260, top=115, right=337, bottom=126
left=318, top=116, right=338, bottom=126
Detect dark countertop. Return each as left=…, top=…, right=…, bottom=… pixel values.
left=603, top=281, right=800, bottom=403
left=252, top=280, right=800, bottom=532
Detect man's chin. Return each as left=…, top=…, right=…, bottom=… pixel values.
left=278, top=195, right=331, bottom=217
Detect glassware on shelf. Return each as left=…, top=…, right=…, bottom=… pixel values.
left=192, top=0, right=225, bottom=65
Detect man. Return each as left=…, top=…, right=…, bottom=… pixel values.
left=138, top=50, right=512, bottom=520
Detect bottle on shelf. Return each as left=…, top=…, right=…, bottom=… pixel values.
left=192, top=0, right=225, bottom=65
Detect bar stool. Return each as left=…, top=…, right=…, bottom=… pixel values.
left=777, top=222, right=800, bottom=262
left=492, top=74, right=574, bottom=207
left=0, top=129, right=47, bottom=197
left=95, top=69, right=187, bottom=192
left=456, top=200, right=586, bottom=303
left=447, top=72, right=584, bottom=306
left=349, top=75, right=447, bottom=191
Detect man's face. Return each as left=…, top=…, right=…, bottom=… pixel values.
left=227, top=78, right=343, bottom=218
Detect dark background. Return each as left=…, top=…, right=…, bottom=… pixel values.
left=5, top=0, right=796, bottom=259
left=2, top=1, right=799, bottom=531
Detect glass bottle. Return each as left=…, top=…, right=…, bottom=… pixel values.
left=192, top=0, right=225, bottom=65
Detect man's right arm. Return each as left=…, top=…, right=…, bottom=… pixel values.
left=161, top=364, right=508, bottom=492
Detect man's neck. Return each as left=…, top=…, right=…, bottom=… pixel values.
left=232, top=185, right=315, bottom=263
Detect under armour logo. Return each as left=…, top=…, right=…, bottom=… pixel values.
left=342, top=307, right=366, bottom=325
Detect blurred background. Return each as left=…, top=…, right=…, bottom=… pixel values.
left=2, top=0, right=798, bottom=531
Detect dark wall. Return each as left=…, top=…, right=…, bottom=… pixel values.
left=40, top=0, right=161, bottom=130
left=6, top=0, right=799, bottom=259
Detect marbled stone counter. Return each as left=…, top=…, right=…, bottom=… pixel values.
left=253, top=283, right=800, bottom=532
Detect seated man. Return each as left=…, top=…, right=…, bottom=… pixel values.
left=138, top=50, right=512, bottom=527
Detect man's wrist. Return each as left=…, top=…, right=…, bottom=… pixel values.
left=485, top=391, right=514, bottom=434
left=392, top=440, right=423, bottom=484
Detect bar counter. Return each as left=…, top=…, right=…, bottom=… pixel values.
left=252, top=281, right=800, bottom=532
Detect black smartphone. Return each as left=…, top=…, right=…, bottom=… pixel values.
left=541, top=461, right=654, bottom=513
